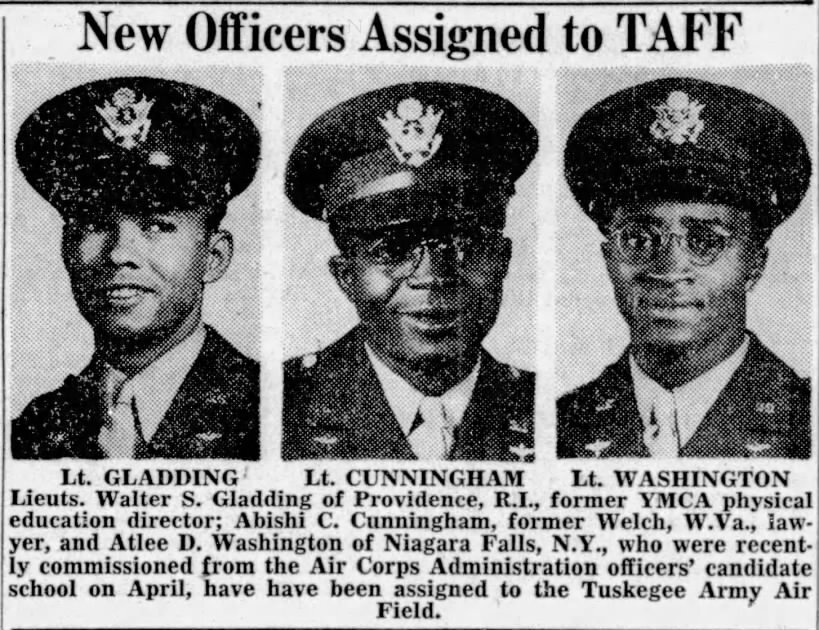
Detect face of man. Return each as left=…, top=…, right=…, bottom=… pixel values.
left=330, top=221, right=512, bottom=375
left=602, top=201, right=767, bottom=352
left=61, top=209, right=232, bottom=345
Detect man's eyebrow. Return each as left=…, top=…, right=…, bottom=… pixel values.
left=608, top=214, right=664, bottom=229
left=679, top=217, right=734, bottom=230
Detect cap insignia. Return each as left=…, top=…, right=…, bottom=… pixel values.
left=96, top=88, right=155, bottom=150
left=650, top=91, right=705, bottom=145
left=379, top=98, right=443, bottom=167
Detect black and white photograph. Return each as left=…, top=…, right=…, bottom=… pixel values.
left=281, top=67, right=538, bottom=461
left=556, top=67, right=813, bottom=459
left=9, top=65, right=262, bottom=459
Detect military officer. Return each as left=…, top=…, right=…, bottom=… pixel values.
left=13, top=77, right=261, bottom=460
left=558, top=77, right=811, bottom=459
left=283, top=82, right=537, bottom=461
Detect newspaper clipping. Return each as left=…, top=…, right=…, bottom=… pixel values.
left=1, top=1, right=817, bottom=629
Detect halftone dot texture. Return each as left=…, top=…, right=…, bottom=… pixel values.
left=10, top=70, right=262, bottom=460
left=281, top=69, right=538, bottom=462
left=555, top=67, right=813, bottom=460
left=12, top=328, right=260, bottom=460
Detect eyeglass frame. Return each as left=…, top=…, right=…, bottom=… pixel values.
left=344, top=225, right=507, bottom=280
left=605, top=219, right=746, bottom=267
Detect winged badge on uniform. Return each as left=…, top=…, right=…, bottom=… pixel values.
left=379, top=98, right=443, bottom=167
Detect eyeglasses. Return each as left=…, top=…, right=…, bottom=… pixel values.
left=607, top=221, right=737, bottom=267
left=352, top=227, right=504, bottom=279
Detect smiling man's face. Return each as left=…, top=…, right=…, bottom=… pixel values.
left=330, top=221, right=511, bottom=374
left=602, top=200, right=767, bottom=351
left=61, top=208, right=226, bottom=345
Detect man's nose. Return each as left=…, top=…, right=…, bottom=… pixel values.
left=107, top=221, right=142, bottom=266
left=406, top=242, right=459, bottom=286
left=648, top=233, right=693, bottom=277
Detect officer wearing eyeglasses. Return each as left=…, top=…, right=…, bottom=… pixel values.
left=557, top=77, right=811, bottom=459
left=282, top=82, right=537, bottom=461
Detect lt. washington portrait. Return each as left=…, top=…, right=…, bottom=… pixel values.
left=557, top=70, right=812, bottom=459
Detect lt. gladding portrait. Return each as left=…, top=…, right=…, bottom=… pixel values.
left=12, top=77, right=261, bottom=460
left=282, top=81, right=537, bottom=461
left=557, top=76, right=812, bottom=459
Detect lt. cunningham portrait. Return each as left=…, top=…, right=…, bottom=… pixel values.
left=282, top=68, right=538, bottom=461
left=10, top=67, right=261, bottom=460
left=556, top=68, right=813, bottom=459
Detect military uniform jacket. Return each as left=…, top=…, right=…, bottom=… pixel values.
left=283, top=328, right=535, bottom=461
left=557, top=333, right=810, bottom=459
left=13, top=327, right=260, bottom=460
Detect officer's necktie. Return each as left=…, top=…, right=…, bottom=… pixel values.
left=99, top=378, right=144, bottom=458
left=408, top=397, right=456, bottom=460
left=643, top=389, right=680, bottom=458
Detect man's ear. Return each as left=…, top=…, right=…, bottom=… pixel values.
left=203, top=230, right=234, bottom=284
left=329, top=255, right=356, bottom=300
left=745, top=245, right=769, bottom=292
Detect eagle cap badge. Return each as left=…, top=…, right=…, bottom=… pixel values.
left=650, top=91, right=705, bottom=145
left=379, top=98, right=443, bottom=167
left=96, top=87, right=155, bottom=150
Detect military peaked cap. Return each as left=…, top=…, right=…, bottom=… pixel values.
left=286, top=82, right=538, bottom=232
left=16, top=77, right=260, bottom=218
left=565, top=77, right=811, bottom=235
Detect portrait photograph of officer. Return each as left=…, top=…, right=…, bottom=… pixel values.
left=556, top=67, right=813, bottom=459
left=10, top=66, right=261, bottom=460
left=282, top=68, right=538, bottom=461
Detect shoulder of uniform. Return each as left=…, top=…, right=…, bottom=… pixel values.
left=284, top=352, right=320, bottom=380
left=499, top=363, right=535, bottom=387
left=284, top=330, right=361, bottom=381
left=12, top=379, right=81, bottom=456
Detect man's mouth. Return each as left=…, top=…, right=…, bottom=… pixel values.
left=101, top=284, right=155, bottom=306
left=400, top=308, right=460, bottom=331
left=636, top=293, right=705, bottom=316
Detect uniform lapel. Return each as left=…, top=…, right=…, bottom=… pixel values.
left=584, top=354, right=649, bottom=458
left=681, top=334, right=802, bottom=458
left=146, top=328, right=235, bottom=458
left=54, top=368, right=107, bottom=459
left=450, top=352, right=524, bottom=461
left=302, top=330, right=416, bottom=459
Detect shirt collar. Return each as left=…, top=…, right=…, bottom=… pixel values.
left=365, top=344, right=481, bottom=436
left=630, top=335, right=749, bottom=448
left=103, top=324, right=206, bottom=443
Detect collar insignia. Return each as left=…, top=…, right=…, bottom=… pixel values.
left=195, top=432, right=222, bottom=442
left=585, top=440, right=611, bottom=458
left=509, top=443, right=534, bottom=462
left=380, top=98, right=443, bottom=167
left=595, top=398, right=615, bottom=412
left=755, top=402, right=775, bottom=415
left=96, top=87, right=155, bottom=150
left=745, top=442, right=771, bottom=455
left=650, top=91, right=705, bottom=145
left=509, top=420, right=527, bottom=434
left=313, top=434, right=339, bottom=447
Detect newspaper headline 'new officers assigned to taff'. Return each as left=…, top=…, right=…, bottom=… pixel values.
left=13, top=77, right=261, bottom=460
left=283, top=82, right=537, bottom=461
left=558, top=77, right=811, bottom=459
